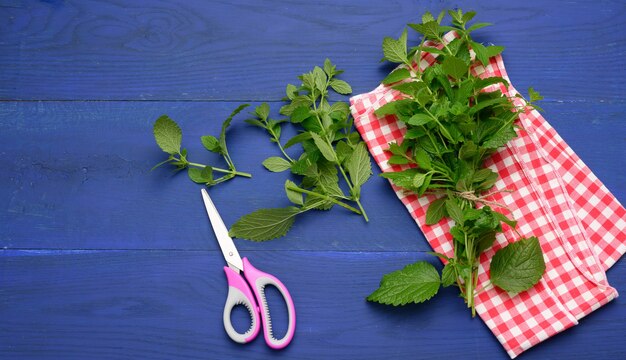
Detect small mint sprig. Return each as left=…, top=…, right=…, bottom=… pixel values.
left=152, top=105, right=252, bottom=186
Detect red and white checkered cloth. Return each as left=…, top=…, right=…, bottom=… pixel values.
left=350, top=32, right=626, bottom=358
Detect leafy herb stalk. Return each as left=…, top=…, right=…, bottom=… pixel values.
left=152, top=104, right=252, bottom=186
left=229, top=59, right=373, bottom=241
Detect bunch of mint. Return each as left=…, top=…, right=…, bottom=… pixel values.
left=366, top=9, right=545, bottom=316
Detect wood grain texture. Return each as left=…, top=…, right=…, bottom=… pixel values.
left=0, top=0, right=624, bottom=101
left=1, top=250, right=625, bottom=360
left=0, top=101, right=623, bottom=250
left=1, top=1, right=625, bottom=358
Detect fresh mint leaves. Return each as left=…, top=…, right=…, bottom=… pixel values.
left=367, top=9, right=545, bottom=316
left=229, top=59, right=372, bottom=241
left=490, top=237, right=546, bottom=293
left=367, top=261, right=442, bottom=305
left=151, top=106, right=252, bottom=186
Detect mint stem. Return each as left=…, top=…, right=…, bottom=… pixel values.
left=286, top=185, right=362, bottom=215
left=188, top=162, right=252, bottom=178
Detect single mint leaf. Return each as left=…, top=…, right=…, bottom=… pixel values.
left=188, top=166, right=213, bottom=184
left=382, top=29, right=408, bottom=64
left=312, top=66, right=327, bottom=92
left=291, top=106, right=313, bottom=123
left=262, top=156, right=292, bottom=172
left=323, top=58, right=334, bottom=76
left=493, top=211, right=517, bottom=228
left=220, top=104, right=250, bottom=155
left=153, top=115, right=182, bottom=155
left=284, top=132, right=313, bottom=149
left=490, top=236, right=546, bottom=293
left=414, top=148, right=432, bottom=170
left=285, top=84, right=298, bottom=100
left=467, top=22, right=492, bottom=32
left=441, top=263, right=456, bottom=287
left=445, top=199, right=464, bottom=225
left=422, top=11, right=435, bottom=24
left=425, top=198, right=447, bottom=225
left=284, top=180, right=304, bottom=206
left=346, top=142, right=372, bottom=188
left=442, top=56, right=468, bottom=80
left=201, top=135, right=221, bottom=153
left=528, top=87, right=543, bottom=102
left=485, top=45, right=504, bottom=58
left=310, top=132, right=337, bottom=162
left=380, top=168, right=420, bottom=189
left=382, top=68, right=412, bottom=85
left=335, top=140, right=354, bottom=164
left=255, top=103, right=270, bottom=120
left=367, top=261, right=441, bottom=306
left=470, top=41, right=489, bottom=66
left=229, top=207, right=301, bottom=241
left=329, top=79, right=352, bottom=95
left=406, top=113, right=433, bottom=126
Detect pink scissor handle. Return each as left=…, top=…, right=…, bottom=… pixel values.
left=222, top=266, right=261, bottom=344
left=242, top=257, right=296, bottom=349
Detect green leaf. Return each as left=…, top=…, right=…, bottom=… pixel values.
left=485, top=45, right=504, bottom=58
left=528, top=87, right=543, bottom=102
left=374, top=99, right=412, bottom=117
left=367, top=261, right=441, bottom=306
left=284, top=132, right=312, bottom=149
left=382, top=29, right=408, bottom=64
left=425, top=198, right=447, bottom=225
left=380, top=168, right=420, bottom=189
left=346, top=142, right=372, bottom=188
left=284, top=180, right=304, bottom=206
left=445, top=199, right=464, bottom=225
left=493, top=211, right=517, bottom=228
left=382, top=68, right=412, bottom=85
left=220, top=104, right=250, bottom=155
left=153, top=115, right=182, bottom=155
left=469, top=96, right=510, bottom=114
left=310, top=132, right=337, bottom=162
left=255, top=103, right=270, bottom=120
left=313, top=66, right=327, bottom=92
left=262, top=156, right=292, bottom=172
left=329, top=79, right=352, bottom=95
left=412, top=172, right=427, bottom=188
left=470, top=41, right=489, bottom=66
left=187, top=166, right=213, bottom=184
left=482, top=124, right=516, bottom=149
left=323, top=58, right=335, bottom=76
left=201, top=135, right=221, bottom=153
left=490, top=237, right=546, bottom=293
left=422, top=11, right=435, bottom=24
left=406, top=113, right=433, bottom=126
left=335, top=140, right=354, bottom=164
left=441, top=263, right=456, bottom=287
left=388, top=155, right=409, bottom=165
left=467, top=22, right=492, bottom=32
left=285, top=84, right=298, bottom=100
left=229, top=207, right=301, bottom=241
left=442, top=56, right=469, bottom=80
left=414, top=148, right=432, bottom=170
left=291, top=106, right=312, bottom=123
left=474, top=77, right=509, bottom=91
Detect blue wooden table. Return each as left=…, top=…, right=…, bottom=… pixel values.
left=1, top=1, right=625, bottom=359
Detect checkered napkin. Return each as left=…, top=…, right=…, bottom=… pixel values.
left=350, top=32, right=626, bottom=358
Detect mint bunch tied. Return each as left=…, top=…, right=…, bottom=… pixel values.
left=367, top=9, right=546, bottom=316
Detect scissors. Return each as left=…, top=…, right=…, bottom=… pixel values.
left=200, top=189, right=296, bottom=349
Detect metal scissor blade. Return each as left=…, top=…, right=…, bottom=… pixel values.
left=201, top=188, right=243, bottom=272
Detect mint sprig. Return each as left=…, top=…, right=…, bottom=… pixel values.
left=367, top=9, right=545, bottom=316
left=152, top=106, right=252, bottom=186
left=229, top=59, right=372, bottom=241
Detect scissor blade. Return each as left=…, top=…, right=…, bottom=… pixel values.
left=201, top=188, right=243, bottom=272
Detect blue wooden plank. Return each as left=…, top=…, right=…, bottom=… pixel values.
left=0, top=0, right=624, bottom=101
left=1, top=250, right=624, bottom=359
left=0, top=101, right=623, bottom=250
